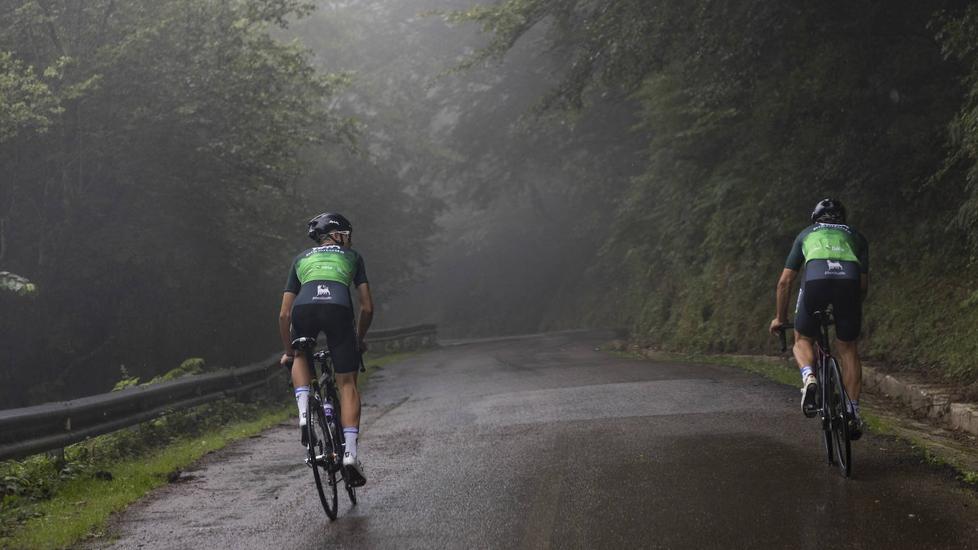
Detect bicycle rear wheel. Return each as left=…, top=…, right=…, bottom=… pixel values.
left=308, top=397, right=339, bottom=519
left=827, top=358, right=852, bottom=477
left=819, top=360, right=834, bottom=465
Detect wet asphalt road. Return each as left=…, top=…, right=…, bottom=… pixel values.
left=97, top=331, right=978, bottom=549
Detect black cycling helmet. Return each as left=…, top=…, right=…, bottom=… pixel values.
left=811, top=198, right=847, bottom=224
left=308, top=212, right=353, bottom=242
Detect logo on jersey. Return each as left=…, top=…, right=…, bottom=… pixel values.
left=823, top=260, right=850, bottom=277
left=316, top=285, right=332, bottom=298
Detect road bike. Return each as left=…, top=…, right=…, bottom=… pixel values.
left=778, top=311, right=853, bottom=477
left=292, top=336, right=358, bottom=519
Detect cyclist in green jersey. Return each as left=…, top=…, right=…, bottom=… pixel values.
left=769, top=198, right=869, bottom=438
left=278, top=212, right=373, bottom=486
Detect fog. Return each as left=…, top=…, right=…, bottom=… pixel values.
left=283, top=0, right=646, bottom=337
left=4, top=0, right=978, bottom=407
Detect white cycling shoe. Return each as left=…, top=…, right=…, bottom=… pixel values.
left=343, top=452, right=367, bottom=487
left=800, top=374, right=818, bottom=418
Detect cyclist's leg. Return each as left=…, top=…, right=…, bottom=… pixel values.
left=289, top=305, right=319, bottom=436
left=796, top=280, right=830, bottom=416
left=793, top=283, right=822, bottom=377
left=335, top=373, right=361, bottom=441
left=835, top=339, right=861, bottom=401
left=792, top=332, right=815, bottom=374
left=321, top=305, right=367, bottom=485
left=832, top=279, right=863, bottom=402
left=320, top=306, right=363, bottom=444
left=291, top=355, right=313, bottom=389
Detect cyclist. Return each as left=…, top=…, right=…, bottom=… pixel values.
left=278, top=212, right=373, bottom=486
left=769, top=198, right=869, bottom=438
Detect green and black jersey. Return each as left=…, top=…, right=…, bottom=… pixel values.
left=785, top=223, right=868, bottom=281
left=284, top=245, right=368, bottom=308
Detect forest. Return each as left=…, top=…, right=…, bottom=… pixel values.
left=2, top=0, right=978, bottom=407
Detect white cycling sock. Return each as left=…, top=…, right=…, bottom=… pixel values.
left=800, top=366, right=814, bottom=383
left=295, top=386, right=310, bottom=427
left=343, top=427, right=359, bottom=457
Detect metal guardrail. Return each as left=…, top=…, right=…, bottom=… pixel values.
left=366, top=323, right=437, bottom=348
left=0, top=324, right=437, bottom=462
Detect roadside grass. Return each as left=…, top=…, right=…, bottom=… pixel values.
left=0, top=403, right=290, bottom=550
left=0, top=348, right=426, bottom=550
left=609, top=345, right=978, bottom=487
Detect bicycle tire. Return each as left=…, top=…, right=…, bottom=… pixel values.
left=822, top=423, right=834, bottom=465
left=308, top=397, right=339, bottom=520
left=827, top=358, right=852, bottom=477
left=819, top=359, right=834, bottom=465
left=327, top=387, right=358, bottom=506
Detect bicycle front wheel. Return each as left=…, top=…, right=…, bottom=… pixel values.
left=827, top=358, right=852, bottom=477
left=308, top=399, right=339, bottom=519
left=328, top=391, right=358, bottom=507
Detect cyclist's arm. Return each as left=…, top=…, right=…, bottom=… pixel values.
left=356, top=282, right=374, bottom=345
left=279, top=292, right=297, bottom=356
left=775, top=268, right=798, bottom=323
left=860, top=273, right=869, bottom=301
left=771, top=230, right=805, bottom=334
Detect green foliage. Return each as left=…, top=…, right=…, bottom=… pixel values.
left=0, top=401, right=290, bottom=549
left=147, top=358, right=206, bottom=384
left=934, top=4, right=978, bottom=254
left=0, top=52, right=62, bottom=142
left=110, top=366, right=139, bottom=392
left=454, top=0, right=978, bottom=382
left=0, top=389, right=288, bottom=543
left=110, top=358, right=206, bottom=390
left=0, top=0, right=438, bottom=406
left=0, top=272, right=36, bottom=296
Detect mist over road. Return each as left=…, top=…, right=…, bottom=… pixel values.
left=98, top=332, right=978, bottom=549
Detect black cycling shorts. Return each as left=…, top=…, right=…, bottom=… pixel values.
left=795, top=279, right=862, bottom=342
left=290, top=304, right=360, bottom=374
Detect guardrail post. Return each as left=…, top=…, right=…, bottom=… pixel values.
left=48, top=447, right=65, bottom=468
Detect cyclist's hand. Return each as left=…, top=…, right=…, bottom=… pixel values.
left=280, top=353, right=294, bottom=367
left=359, top=340, right=368, bottom=353
left=769, top=318, right=785, bottom=336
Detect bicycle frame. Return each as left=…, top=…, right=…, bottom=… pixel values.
left=291, top=336, right=359, bottom=518
left=778, top=312, right=853, bottom=477
left=305, top=348, right=344, bottom=467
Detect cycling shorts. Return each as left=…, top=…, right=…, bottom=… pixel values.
left=795, top=277, right=862, bottom=342
left=290, top=304, right=360, bottom=374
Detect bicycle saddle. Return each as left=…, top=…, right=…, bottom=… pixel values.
left=291, top=337, right=317, bottom=351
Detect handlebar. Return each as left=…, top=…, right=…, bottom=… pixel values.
left=775, top=322, right=795, bottom=353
